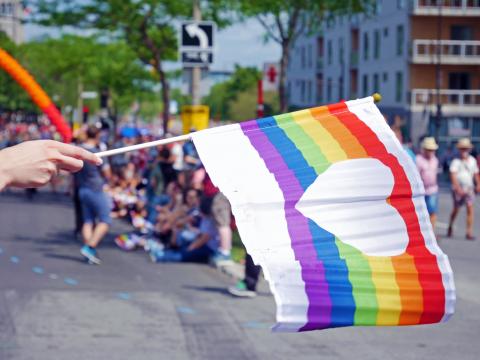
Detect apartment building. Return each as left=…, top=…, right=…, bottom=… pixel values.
left=0, top=0, right=23, bottom=44
left=287, top=0, right=480, bottom=152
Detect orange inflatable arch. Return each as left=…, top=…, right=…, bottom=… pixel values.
left=0, top=48, right=72, bottom=142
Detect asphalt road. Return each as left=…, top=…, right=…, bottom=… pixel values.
left=0, top=189, right=479, bottom=360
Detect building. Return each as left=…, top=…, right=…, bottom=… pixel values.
left=0, top=0, right=23, bottom=43
left=287, top=0, right=480, bottom=152
left=179, top=69, right=233, bottom=98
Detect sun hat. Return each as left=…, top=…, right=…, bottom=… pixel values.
left=456, top=137, right=473, bottom=149
left=421, top=137, right=438, bottom=151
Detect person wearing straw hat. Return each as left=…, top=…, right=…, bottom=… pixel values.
left=448, top=138, right=480, bottom=240
left=416, top=137, right=440, bottom=229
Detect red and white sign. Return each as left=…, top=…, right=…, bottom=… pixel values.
left=263, top=62, right=279, bottom=92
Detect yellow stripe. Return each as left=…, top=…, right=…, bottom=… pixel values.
left=367, top=257, right=402, bottom=325
left=290, top=108, right=348, bottom=165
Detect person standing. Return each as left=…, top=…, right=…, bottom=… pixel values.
left=416, top=137, right=439, bottom=229
left=447, top=138, right=480, bottom=240
left=228, top=253, right=261, bottom=298
left=75, top=126, right=112, bottom=264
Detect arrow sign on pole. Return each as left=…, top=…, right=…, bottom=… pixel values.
left=180, top=21, right=215, bottom=67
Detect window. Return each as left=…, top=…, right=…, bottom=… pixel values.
left=373, top=73, right=380, bottom=92
left=363, top=74, right=369, bottom=97
left=307, top=81, right=312, bottom=103
left=307, top=44, right=313, bottom=69
left=339, top=37, right=344, bottom=65
left=363, top=32, right=369, bottom=61
left=383, top=72, right=388, bottom=82
left=383, top=27, right=389, bottom=37
left=327, top=78, right=332, bottom=102
left=395, top=72, right=403, bottom=102
left=301, top=46, right=306, bottom=69
left=327, top=40, right=333, bottom=65
left=339, top=76, right=344, bottom=100
left=396, top=25, right=404, bottom=56
left=397, top=0, right=405, bottom=9
left=374, top=30, right=380, bottom=59
left=301, top=80, right=306, bottom=102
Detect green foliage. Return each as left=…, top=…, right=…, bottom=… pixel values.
left=203, top=65, right=261, bottom=121
left=0, top=32, right=156, bottom=118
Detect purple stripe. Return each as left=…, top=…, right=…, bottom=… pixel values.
left=240, top=120, right=331, bottom=329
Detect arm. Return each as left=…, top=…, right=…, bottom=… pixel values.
left=450, top=171, right=463, bottom=195
left=188, top=232, right=209, bottom=251
left=0, top=140, right=102, bottom=191
left=475, top=172, right=480, bottom=193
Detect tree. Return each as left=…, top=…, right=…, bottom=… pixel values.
left=31, top=0, right=233, bottom=134
left=238, top=0, right=375, bottom=112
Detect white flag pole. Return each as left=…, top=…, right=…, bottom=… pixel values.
left=95, top=134, right=191, bottom=158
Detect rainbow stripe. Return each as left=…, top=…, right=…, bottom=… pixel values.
left=238, top=101, right=449, bottom=329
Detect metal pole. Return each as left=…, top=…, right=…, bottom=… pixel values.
left=435, top=0, right=443, bottom=140
left=191, top=0, right=202, bottom=105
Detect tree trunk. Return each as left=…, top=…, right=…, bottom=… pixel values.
left=157, top=63, right=170, bottom=136
left=279, top=41, right=290, bottom=113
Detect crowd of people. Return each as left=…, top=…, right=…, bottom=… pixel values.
left=1, top=112, right=479, bottom=298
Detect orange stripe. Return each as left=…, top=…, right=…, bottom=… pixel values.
left=310, top=106, right=368, bottom=159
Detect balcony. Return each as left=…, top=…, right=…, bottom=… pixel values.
left=411, top=0, right=480, bottom=16
left=412, top=40, right=480, bottom=64
left=411, top=89, right=480, bottom=115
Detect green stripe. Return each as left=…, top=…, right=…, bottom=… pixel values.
left=274, top=112, right=379, bottom=325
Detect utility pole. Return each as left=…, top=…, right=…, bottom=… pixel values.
left=191, top=0, right=201, bottom=105
left=434, top=0, right=443, bottom=140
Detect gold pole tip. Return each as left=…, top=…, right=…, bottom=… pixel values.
left=372, top=93, right=382, bottom=103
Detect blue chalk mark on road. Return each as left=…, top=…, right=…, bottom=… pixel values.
left=32, top=266, right=44, bottom=274
left=116, top=292, right=132, bottom=300
left=10, top=256, right=19, bottom=264
left=0, top=247, right=3, bottom=254
left=176, top=306, right=196, bottom=315
left=242, top=321, right=271, bottom=329
left=64, top=278, right=78, bottom=286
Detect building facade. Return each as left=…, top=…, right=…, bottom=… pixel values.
left=0, top=0, right=23, bottom=44
left=287, top=0, right=480, bottom=152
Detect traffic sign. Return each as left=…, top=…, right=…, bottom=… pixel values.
left=263, top=62, right=280, bottom=91
left=181, top=51, right=213, bottom=67
left=180, top=21, right=215, bottom=67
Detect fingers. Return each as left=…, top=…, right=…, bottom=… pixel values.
left=54, top=154, right=84, bottom=173
left=49, top=141, right=102, bottom=166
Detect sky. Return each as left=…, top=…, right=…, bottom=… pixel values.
left=25, top=18, right=281, bottom=72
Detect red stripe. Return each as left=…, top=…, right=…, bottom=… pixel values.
left=327, top=102, right=445, bottom=324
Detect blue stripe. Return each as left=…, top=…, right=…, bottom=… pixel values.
left=257, top=116, right=355, bottom=326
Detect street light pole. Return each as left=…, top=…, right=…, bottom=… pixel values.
left=434, top=0, right=443, bottom=140
left=191, top=0, right=202, bottom=106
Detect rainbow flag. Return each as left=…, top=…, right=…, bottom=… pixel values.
left=192, top=97, right=455, bottom=332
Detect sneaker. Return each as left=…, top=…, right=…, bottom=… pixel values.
left=228, top=281, right=257, bottom=298
left=81, top=245, right=101, bottom=265
left=210, top=252, right=233, bottom=268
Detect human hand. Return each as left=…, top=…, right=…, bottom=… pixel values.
left=0, top=140, right=102, bottom=190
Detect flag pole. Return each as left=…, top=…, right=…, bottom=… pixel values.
left=95, top=134, right=191, bottom=158
left=95, top=94, right=382, bottom=159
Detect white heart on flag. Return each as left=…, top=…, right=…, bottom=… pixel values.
left=295, top=158, right=409, bottom=257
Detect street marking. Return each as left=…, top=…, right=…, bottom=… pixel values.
left=49, top=274, right=59, bottom=280
left=64, top=278, right=78, bottom=286
left=116, top=292, right=132, bottom=300
left=0, top=247, right=3, bottom=254
left=10, top=256, right=19, bottom=264
left=176, top=306, right=196, bottom=315
left=32, top=266, right=44, bottom=275
left=242, top=321, right=271, bottom=329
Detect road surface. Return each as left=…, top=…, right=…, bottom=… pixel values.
left=0, top=189, right=479, bottom=360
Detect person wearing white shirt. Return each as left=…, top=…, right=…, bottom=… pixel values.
left=447, top=138, right=480, bottom=240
